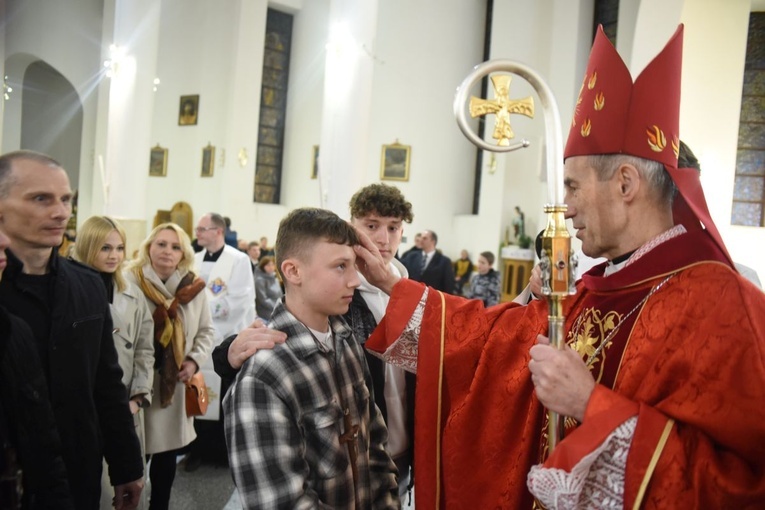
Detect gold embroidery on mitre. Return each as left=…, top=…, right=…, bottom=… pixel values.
left=568, top=306, right=621, bottom=382
left=646, top=125, right=667, bottom=152
left=593, top=91, right=605, bottom=111
left=572, top=80, right=585, bottom=127
left=588, top=71, right=597, bottom=90
left=671, top=136, right=680, bottom=159
left=581, top=118, right=592, bottom=137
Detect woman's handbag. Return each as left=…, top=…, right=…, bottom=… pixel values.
left=185, top=372, right=208, bottom=417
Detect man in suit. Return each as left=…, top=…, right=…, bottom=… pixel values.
left=405, top=230, right=455, bottom=293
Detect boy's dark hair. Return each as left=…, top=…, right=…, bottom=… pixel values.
left=275, top=208, right=360, bottom=281
left=349, top=183, right=413, bottom=223
left=677, top=140, right=700, bottom=171
left=480, top=251, right=495, bottom=266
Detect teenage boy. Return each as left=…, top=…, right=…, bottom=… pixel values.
left=223, top=208, right=399, bottom=509
left=214, top=183, right=416, bottom=500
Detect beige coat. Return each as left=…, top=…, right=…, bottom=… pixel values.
left=100, top=278, right=155, bottom=509
left=111, top=279, right=155, bottom=400
left=126, top=265, right=214, bottom=454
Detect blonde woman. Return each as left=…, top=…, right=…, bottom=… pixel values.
left=73, top=216, right=154, bottom=510
left=126, top=223, right=214, bottom=510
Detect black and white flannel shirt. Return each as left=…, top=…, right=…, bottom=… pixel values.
left=224, top=300, right=399, bottom=509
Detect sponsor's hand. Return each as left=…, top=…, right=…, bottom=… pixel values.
left=228, top=319, right=287, bottom=369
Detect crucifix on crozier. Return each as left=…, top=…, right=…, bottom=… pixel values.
left=469, top=75, right=535, bottom=146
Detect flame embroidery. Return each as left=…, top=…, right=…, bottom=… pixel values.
left=646, top=125, right=666, bottom=152
left=671, top=137, right=680, bottom=159
left=588, top=72, right=597, bottom=90
left=593, top=92, right=605, bottom=111
left=581, top=118, right=592, bottom=137
left=572, top=82, right=584, bottom=126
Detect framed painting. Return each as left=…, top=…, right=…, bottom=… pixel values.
left=149, top=144, right=168, bottom=177
left=311, top=145, right=319, bottom=179
left=201, top=143, right=215, bottom=177
left=380, top=142, right=410, bottom=181
left=179, top=94, right=199, bottom=126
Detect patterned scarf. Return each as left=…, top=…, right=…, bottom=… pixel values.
left=136, top=268, right=205, bottom=407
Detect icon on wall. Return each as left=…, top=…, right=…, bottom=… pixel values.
left=179, top=94, right=199, bottom=126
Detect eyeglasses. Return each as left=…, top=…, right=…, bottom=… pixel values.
left=195, top=226, right=218, bottom=233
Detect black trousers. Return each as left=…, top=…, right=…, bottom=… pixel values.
left=148, top=448, right=182, bottom=510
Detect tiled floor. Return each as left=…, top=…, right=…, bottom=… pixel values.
left=167, top=458, right=414, bottom=509
left=168, top=459, right=239, bottom=510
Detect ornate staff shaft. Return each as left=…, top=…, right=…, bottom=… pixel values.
left=454, top=59, right=576, bottom=454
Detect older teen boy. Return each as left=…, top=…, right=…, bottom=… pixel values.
left=223, top=208, right=399, bottom=509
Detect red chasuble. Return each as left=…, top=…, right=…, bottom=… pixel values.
left=366, top=230, right=765, bottom=509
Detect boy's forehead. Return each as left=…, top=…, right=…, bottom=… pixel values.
left=309, top=238, right=356, bottom=257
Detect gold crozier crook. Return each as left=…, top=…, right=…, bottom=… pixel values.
left=454, top=60, right=577, bottom=455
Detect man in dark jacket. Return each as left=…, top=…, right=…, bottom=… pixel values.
left=0, top=225, right=73, bottom=509
left=0, top=151, right=143, bottom=509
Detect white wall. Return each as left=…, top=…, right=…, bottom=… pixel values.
left=145, top=0, right=246, bottom=233
left=679, top=0, right=764, bottom=280
left=451, top=0, right=594, bottom=263
left=2, top=0, right=103, bottom=217
left=367, top=0, right=486, bottom=255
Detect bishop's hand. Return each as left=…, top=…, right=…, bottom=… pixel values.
left=529, top=334, right=595, bottom=422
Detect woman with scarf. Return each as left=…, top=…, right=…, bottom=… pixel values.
left=73, top=216, right=155, bottom=510
left=126, top=223, right=214, bottom=510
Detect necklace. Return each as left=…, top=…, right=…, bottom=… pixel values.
left=577, top=273, right=676, bottom=367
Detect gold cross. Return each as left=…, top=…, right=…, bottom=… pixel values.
left=339, top=409, right=360, bottom=508
left=469, top=75, right=535, bottom=146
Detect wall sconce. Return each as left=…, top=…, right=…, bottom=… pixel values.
left=3, top=75, right=12, bottom=101
left=103, top=44, right=127, bottom=78
left=238, top=148, right=248, bottom=167
left=487, top=152, right=497, bottom=174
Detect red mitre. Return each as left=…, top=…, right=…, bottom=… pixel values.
left=564, top=24, right=734, bottom=267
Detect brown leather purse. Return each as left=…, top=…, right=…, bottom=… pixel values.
left=185, top=372, right=208, bottom=416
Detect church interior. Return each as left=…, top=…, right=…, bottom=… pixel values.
left=1, top=0, right=763, bottom=282
left=1, top=0, right=763, bottom=507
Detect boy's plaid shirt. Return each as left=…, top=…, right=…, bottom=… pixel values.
left=224, top=300, right=399, bottom=509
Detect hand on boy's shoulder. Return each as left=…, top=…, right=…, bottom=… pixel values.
left=228, top=320, right=287, bottom=369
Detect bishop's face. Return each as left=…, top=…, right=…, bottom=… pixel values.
left=563, top=156, right=625, bottom=260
